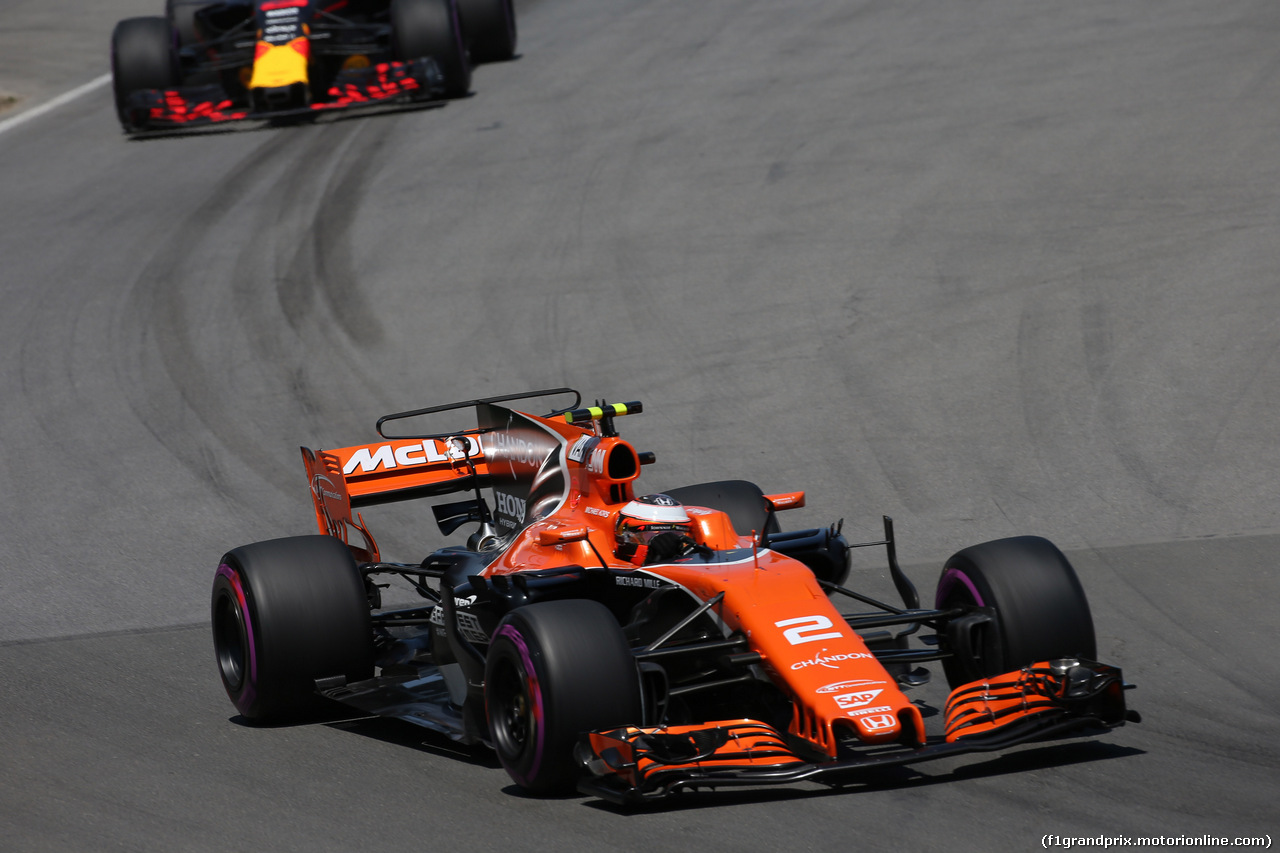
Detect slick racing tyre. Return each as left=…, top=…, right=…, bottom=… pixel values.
left=485, top=600, right=641, bottom=794
left=456, top=0, right=516, bottom=63
left=211, top=535, right=374, bottom=722
left=111, top=16, right=177, bottom=130
left=665, top=480, right=781, bottom=538
left=165, top=0, right=201, bottom=46
left=935, top=536, right=1097, bottom=689
left=392, top=0, right=471, bottom=99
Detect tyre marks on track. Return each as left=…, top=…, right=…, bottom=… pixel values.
left=113, top=119, right=399, bottom=517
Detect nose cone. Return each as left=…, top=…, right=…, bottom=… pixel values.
left=249, top=38, right=310, bottom=91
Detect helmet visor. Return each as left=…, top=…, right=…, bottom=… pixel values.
left=617, top=520, right=690, bottom=547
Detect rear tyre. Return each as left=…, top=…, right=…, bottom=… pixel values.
left=485, top=600, right=641, bottom=794
left=211, top=535, right=374, bottom=722
left=665, top=479, right=781, bottom=537
left=457, top=0, right=516, bottom=63
left=111, top=16, right=177, bottom=130
left=935, top=536, right=1096, bottom=689
left=392, top=0, right=471, bottom=99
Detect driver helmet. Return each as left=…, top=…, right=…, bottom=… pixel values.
left=615, top=494, right=693, bottom=565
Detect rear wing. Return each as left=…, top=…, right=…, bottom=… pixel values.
left=314, top=435, right=489, bottom=507
left=301, top=389, right=583, bottom=556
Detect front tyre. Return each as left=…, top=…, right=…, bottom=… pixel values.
left=165, top=0, right=201, bottom=46
left=936, top=535, right=1096, bottom=689
left=485, top=600, right=641, bottom=794
left=392, top=0, right=471, bottom=99
left=664, top=479, right=781, bottom=538
left=211, top=535, right=374, bottom=721
left=456, top=0, right=516, bottom=63
left=111, top=16, right=177, bottom=131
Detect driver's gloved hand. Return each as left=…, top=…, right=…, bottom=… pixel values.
left=645, top=532, right=693, bottom=564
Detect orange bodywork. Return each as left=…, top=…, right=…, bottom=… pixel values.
left=587, top=721, right=808, bottom=790
left=290, top=395, right=1134, bottom=804
left=943, top=661, right=1128, bottom=743
left=297, top=396, right=1131, bottom=801
left=301, top=435, right=487, bottom=562
left=302, top=403, right=924, bottom=758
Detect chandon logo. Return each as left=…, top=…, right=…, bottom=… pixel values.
left=491, top=432, right=546, bottom=468
left=790, top=649, right=874, bottom=670
left=310, top=475, right=343, bottom=503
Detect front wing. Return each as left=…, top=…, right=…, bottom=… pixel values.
left=121, top=58, right=444, bottom=131
left=579, top=659, right=1136, bottom=804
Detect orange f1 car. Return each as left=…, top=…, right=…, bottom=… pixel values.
left=210, top=389, right=1138, bottom=804
left=111, top=0, right=515, bottom=133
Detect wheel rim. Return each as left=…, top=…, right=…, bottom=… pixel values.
left=939, top=569, right=1003, bottom=684
left=213, top=591, right=247, bottom=692
left=489, top=657, right=532, bottom=760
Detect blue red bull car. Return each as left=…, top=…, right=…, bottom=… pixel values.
left=210, top=389, right=1139, bottom=804
left=110, top=0, right=515, bottom=133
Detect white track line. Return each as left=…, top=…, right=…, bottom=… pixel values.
left=0, top=73, right=112, bottom=138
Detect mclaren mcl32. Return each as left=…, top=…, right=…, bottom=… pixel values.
left=210, top=389, right=1138, bottom=804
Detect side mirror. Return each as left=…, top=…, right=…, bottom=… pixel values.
left=765, top=491, right=806, bottom=511
left=538, top=526, right=590, bottom=546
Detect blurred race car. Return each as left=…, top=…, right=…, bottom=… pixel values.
left=210, top=389, right=1138, bottom=804
left=110, top=0, right=516, bottom=133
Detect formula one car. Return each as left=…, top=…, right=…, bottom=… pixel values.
left=210, top=389, right=1138, bottom=804
left=111, top=0, right=516, bottom=133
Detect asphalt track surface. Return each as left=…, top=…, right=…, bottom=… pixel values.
left=2, top=0, right=1278, bottom=850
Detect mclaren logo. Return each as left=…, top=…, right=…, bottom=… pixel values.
left=343, top=437, right=481, bottom=475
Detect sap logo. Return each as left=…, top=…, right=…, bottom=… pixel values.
left=834, top=689, right=883, bottom=709
left=495, top=492, right=527, bottom=519
left=343, top=437, right=480, bottom=475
